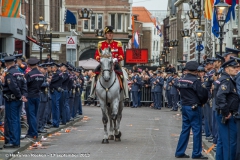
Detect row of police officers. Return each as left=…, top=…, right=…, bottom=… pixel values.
left=1, top=56, right=84, bottom=148
left=174, top=47, right=240, bottom=160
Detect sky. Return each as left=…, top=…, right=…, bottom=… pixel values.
left=132, top=0, right=168, bottom=11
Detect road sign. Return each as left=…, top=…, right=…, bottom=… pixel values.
left=66, top=36, right=77, bottom=49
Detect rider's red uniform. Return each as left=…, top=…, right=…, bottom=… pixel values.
left=94, top=40, right=124, bottom=62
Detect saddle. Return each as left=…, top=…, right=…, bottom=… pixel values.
left=117, top=74, right=123, bottom=90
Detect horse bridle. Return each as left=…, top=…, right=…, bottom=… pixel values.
left=99, top=75, right=116, bottom=104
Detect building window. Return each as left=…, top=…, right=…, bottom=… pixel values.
left=153, top=41, right=155, bottom=51
left=156, top=41, right=158, bottom=51
left=110, top=14, right=115, bottom=29
left=83, top=13, right=103, bottom=32
left=98, top=14, right=103, bottom=29
left=117, top=14, right=122, bottom=30
left=109, top=13, right=125, bottom=32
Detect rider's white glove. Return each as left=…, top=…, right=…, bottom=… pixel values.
left=113, top=58, right=118, bottom=63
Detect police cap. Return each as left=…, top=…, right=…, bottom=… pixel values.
left=52, top=62, right=60, bottom=67
left=185, top=61, right=199, bottom=71
left=60, top=63, right=68, bottom=68
left=153, top=72, right=157, bottom=75
left=216, top=54, right=225, bottom=62
left=14, top=54, right=22, bottom=59
left=221, top=59, right=239, bottom=68
left=45, top=62, right=53, bottom=67
left=197, top=66, right=205, bottom=72
left=4, top=56, right=15, bottom=63
left=38, top=63, right=47, bottom=69
left=223, top=47, right=240, bottom=57
left=104, top=26, right=114, bottom=33
left=27, top=58, right=40, bottom=66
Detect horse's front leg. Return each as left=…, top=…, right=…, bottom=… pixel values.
left=101, top=105, right=109, bottom=144
left=107, top=107, right=114, bottom=140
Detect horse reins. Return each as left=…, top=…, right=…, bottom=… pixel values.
left=99, top=75, right=116, bottom=103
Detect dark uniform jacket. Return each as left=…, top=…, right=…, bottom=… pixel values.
left=176, top=73, right=208, bottom=106
left=25, top=68, right=44, bottom=98
left=50, top=69, right=63, bottom=91
left=62, top=71, right=70, bottom=90
left=3, top=66, right=27, bottom=100
left=216, top=72, right=239, bottom=116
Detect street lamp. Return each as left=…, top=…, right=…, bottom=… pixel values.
left=78, top=8, right=93, bottom=20
left=95, top=29, right=104, bottom=38
left=34, top=16, right=48, bottom=62
left=180, top=29, right=191, bottom=38
left=194, top=27, right=204, bottom=64
left=214, top=0, right=231, bottom=55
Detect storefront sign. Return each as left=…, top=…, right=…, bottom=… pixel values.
left=125, top=49, right=148, bottom=63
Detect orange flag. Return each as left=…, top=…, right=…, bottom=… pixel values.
left=204, top=0, right=214, bottom=20
left=1, top=0, right=20, bottom=18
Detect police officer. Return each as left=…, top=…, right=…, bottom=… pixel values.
left=68, top=66, right=76, bottom=121
left=49, top=63, right=63, bottom=128
left=170, top=73, right=179, bottom=111
left=175, top=61, right=208, bottom=159
left=150, top=72, right=157, bottom=109
left=154, top=71, right=164, bottom=110
left=165, top=72, right=173, bottom=108
left=203, top=58, right=216, bottom=141
left=131, top=70, right=141, bottom=108
left=74, top=68, right=83, bottom=117
left=25, top=58, right=44, bottom=139
left=2, top=56, right=27, bottom=148
left=223, top=47, right=239, bottom=62
left=45, top=62, right=53, bottom=127
left=37, top=63, right=49, bottom=133
left=215, top=59, right=239, bottom=160
left=59, top=63, right=70, bottom=125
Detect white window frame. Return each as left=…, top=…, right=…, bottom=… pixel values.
left=82, top=13, right=104, bottom=32
left=108, top=13, right=125, bottom=32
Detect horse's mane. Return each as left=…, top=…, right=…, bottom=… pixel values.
left=100, top=48, right=112, bottom=58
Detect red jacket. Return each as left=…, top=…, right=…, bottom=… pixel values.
left=95, top=40, right=124, bottom=62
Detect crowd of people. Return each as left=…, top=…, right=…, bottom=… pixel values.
left=0, top=54, right=84, bottom=149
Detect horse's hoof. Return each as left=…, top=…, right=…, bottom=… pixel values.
left=115, top=137, right=121, bottom=141
left=108, top=135, right=114, bottom=140
left=114, top=131, right=122, bottom=141
left=102, top=139, right=109, bottom=144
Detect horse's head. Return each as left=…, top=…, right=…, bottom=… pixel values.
left=99, top=48, right=113, bottom=82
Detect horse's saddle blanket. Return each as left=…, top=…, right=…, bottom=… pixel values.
left=117, top=74, right=123, bottom=90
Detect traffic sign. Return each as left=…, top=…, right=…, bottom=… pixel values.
left=66, top=36, right=77, bottom=49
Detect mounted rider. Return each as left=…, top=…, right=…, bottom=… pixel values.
left=88, top=26, right=129, bottom=101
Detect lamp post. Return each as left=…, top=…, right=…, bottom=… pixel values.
left=180, top=29, right=191, bottom=38
left=194, top=27, right=204, bottom=64
left=214, top=0, right=231, bottom=55
left=78, top=8, right=93, bottom=20
left=34, top=17, right=48, bottom=62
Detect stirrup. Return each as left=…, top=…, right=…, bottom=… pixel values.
left=87, top=96, right=95, bottom=101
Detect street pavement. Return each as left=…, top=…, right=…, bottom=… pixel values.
left=5, top=106, right=213, bottom=160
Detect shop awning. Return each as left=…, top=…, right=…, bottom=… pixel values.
left=27, top=36, right=39, bottom=45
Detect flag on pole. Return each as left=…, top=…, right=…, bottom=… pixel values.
left=155, top=21, right=162, bottom=37
left=1, top=0, right=21, bottom=17
left=212, top=0, right=220, bottom=37
left=134, top=32, right=139, bottom=48
left=204, top=0, right=214, bottom=20
left=225, top=0, right=237, bottom=23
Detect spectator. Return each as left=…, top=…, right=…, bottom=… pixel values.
left=44, top=54, right=54, bottom=63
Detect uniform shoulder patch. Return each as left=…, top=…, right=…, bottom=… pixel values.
left=226, top=79, right=229, bottom=81
left=117, top=41, right=122, bottom=47
left=221, top=84, right=227, bottom=91
left=98, top=41, right=104, bottom=48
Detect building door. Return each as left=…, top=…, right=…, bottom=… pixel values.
left=79, top=49, right=96, bottom=60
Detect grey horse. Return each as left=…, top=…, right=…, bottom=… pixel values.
left=96, top=48, right=124, bottom=143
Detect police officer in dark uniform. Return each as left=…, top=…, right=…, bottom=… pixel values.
left=215, top=59, right=239, bottom=160
left=170, top=73, right=179, bottom=111
left=2, top=56, right=27, bottom=148
left=154, top=71, right=164, bottom=110
left=131, top=70, right=141, bottom=108
left=175, top=61, right=208, bottom=159
left=45, top=62, right=53, bottom=127
left=165, top=72, right=173, bottom=108
left=68, top=66, right=76, bottom=121
left=37, top=63, right=49, bottom=133
left=50, top=63, right=63, bottom=128
left=25, top=58, right=44, bottom=139
left=59, top=63, right=70, bottom=125
left=150, top=72, right=157, bottom=109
